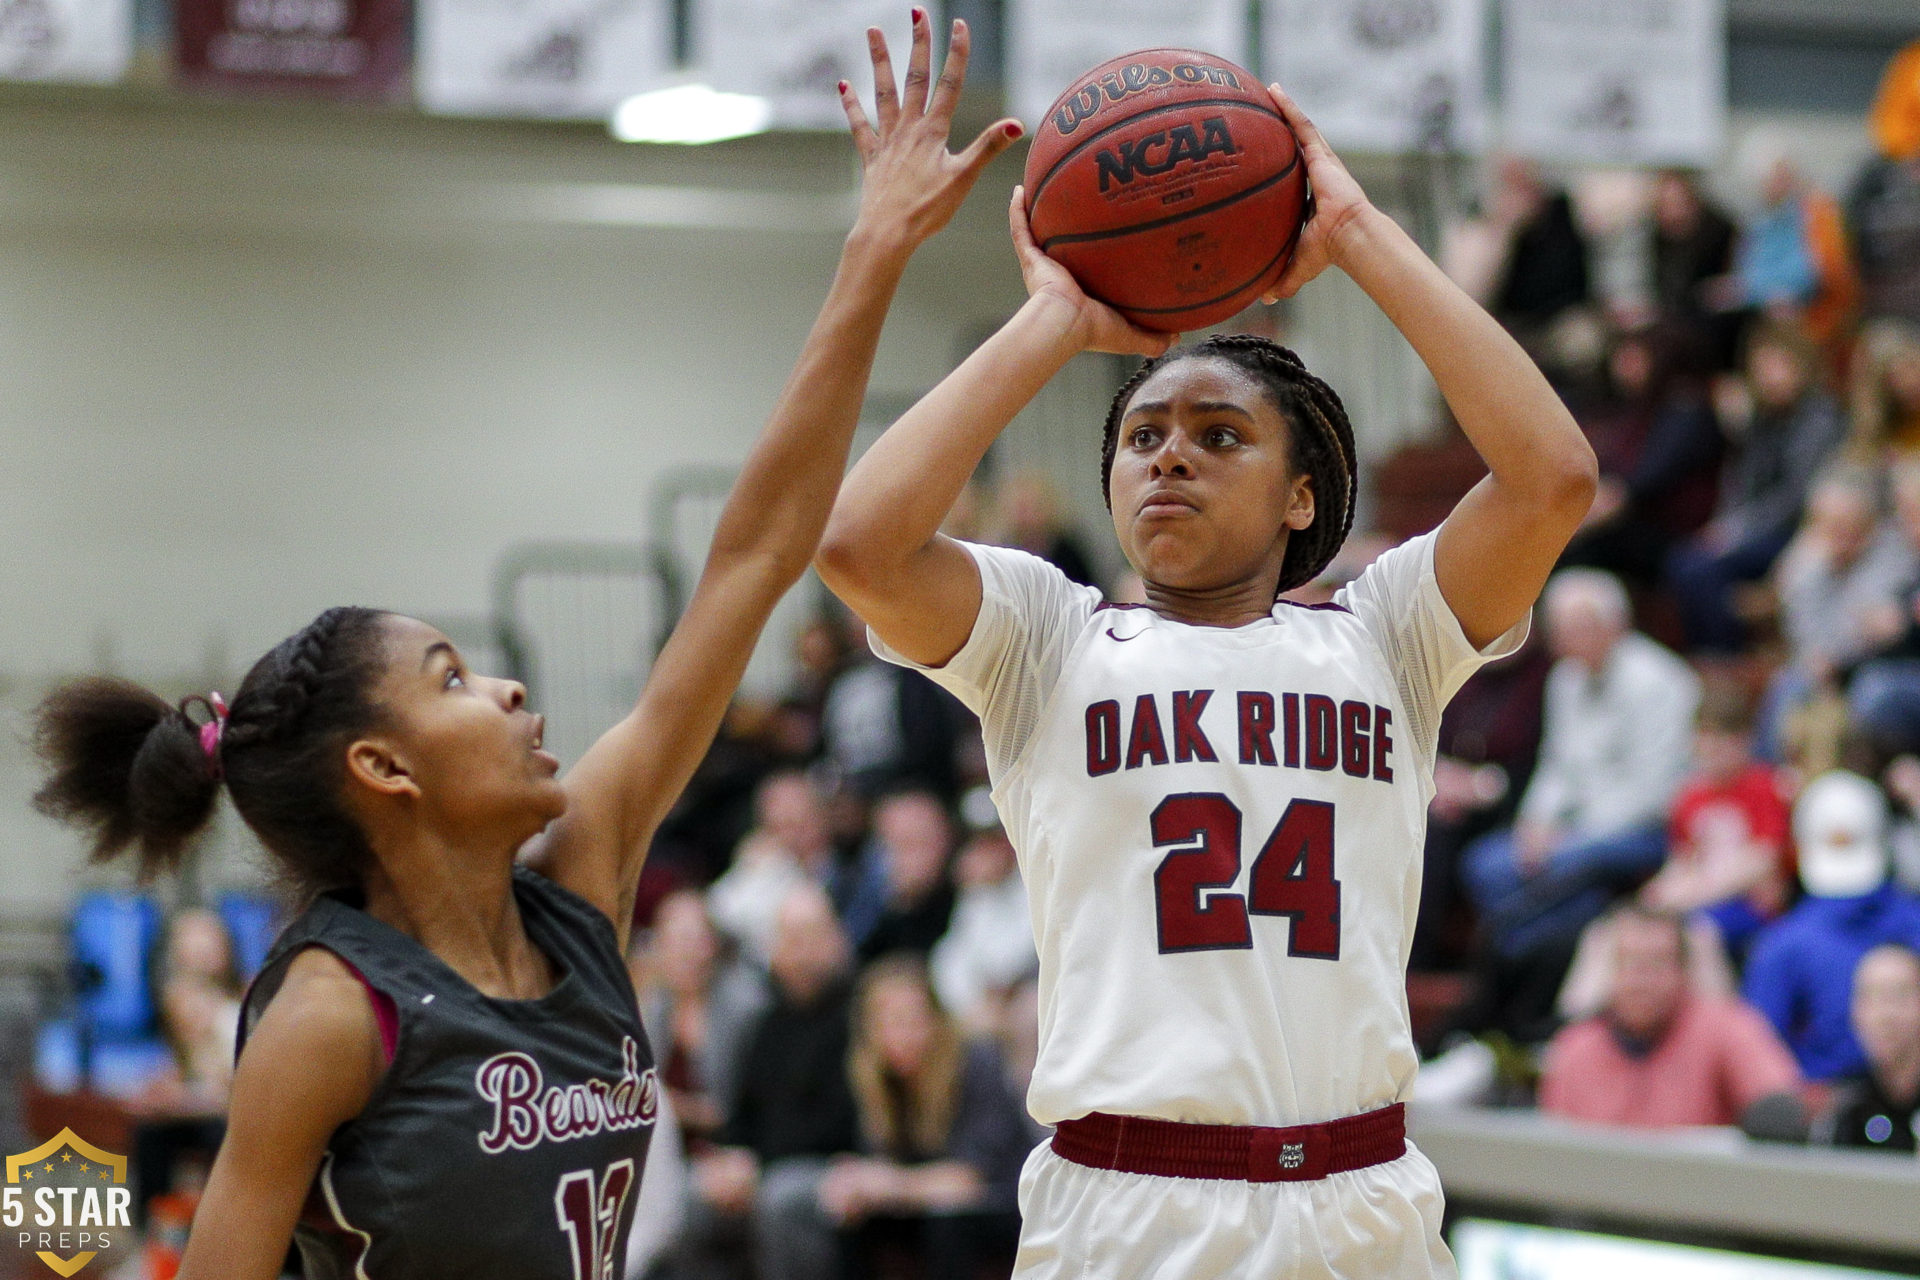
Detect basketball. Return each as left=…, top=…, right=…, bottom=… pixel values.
left=1023, top=49, right=1308, bottom=334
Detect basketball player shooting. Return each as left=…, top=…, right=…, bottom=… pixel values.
left=29, top=15, right=1018, bottom=1279
left=814, top=88, right=1598, bottom=1277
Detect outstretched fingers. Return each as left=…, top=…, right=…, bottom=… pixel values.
left=927, top=18, right=970, bottom=123
left=867, top=27, right=900, bottom=132
left=839, top=79, right=879, bottom=162
left=900, top=7, right=933, bottom=118
left=956, top=117, right=1023, bottom=178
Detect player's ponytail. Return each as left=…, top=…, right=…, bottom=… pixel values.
left=33, top=678, right=223, bottom=879
left=1098, top=334, right=1357, bottom=596
left=34, top=605, right=395, bottom=898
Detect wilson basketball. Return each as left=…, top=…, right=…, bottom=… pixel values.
left=1023, top=49, right=1307, bottom=333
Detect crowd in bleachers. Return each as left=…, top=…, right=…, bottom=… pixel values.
left=1408, top=40, right=1920, bottom=1154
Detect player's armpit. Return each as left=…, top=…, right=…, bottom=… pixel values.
left=176, top=948, right=384, bottom=1280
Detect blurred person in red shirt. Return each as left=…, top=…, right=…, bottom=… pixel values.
left=1540, top=904, right=1802, bottom=1128
left=1640, top=685, right=1794, bottom=962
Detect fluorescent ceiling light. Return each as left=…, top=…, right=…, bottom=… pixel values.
left=611, top=84, right=773, bottom=145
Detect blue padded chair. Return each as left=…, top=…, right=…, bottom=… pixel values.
left=70, top=890, right=163, bottom=1041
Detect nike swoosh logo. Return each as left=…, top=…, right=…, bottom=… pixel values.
left=1106, top=626, right=1141, bottom=642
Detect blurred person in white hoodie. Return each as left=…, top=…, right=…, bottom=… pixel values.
left=931, top=790, right=1038, bottom=1035
left=1462, top=570, right=1700, bottom=1011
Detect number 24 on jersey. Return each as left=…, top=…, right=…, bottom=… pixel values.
left=1152, top=794, right=1341, bottom=958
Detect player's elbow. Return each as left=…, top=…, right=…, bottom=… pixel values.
left=814, top=519, right=886, bottom=598
left=1515, top=431, right=1599, bottom=526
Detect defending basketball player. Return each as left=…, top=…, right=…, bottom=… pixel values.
left=30, top=17, right=1017, bottom=1280
left=815, top=89, right=1597, bottom=1277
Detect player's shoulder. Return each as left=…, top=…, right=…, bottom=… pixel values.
left=250, top=946, right=384, bottom=1064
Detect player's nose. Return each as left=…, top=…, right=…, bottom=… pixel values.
left=1148, top=435, right=1195, bottom=478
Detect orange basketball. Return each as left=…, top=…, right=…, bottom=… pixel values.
left=1023, top=49, right=1307, bottom=334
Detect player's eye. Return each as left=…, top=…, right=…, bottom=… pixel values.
left=1204, top=425, right=1240, bottom=447
left=1128, top=425, right=1160, bottom=449
left=444, top=667, right=466, bottom=690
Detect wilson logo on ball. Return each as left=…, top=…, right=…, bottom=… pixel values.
left=1095, top=118, right=1239, bottom=193
left=1051, top=60, right=1246, bottom=136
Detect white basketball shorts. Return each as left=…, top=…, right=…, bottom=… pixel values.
left=1011, top=1138, right=1456, bottom=1279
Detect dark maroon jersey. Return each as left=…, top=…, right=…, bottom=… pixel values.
left=240, top=865, right=657, bottom=1280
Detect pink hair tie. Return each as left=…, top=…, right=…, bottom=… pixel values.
left=198, top=692, right=229, bottom=781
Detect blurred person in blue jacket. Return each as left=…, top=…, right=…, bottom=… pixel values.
left=1745, top=771, right=1920, bottom=1080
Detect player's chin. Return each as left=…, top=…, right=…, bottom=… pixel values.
left=1131, top=536, right=1222, bottom=590
left=524, top=777, right=570, bottom=826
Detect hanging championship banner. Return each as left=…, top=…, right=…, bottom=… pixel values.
left=1501, top=0, right=1725, bottom=166
left=174, top=0, right=410, bottom=100
left=1264, top=0, right=1486, bottom=155
left=694, top=0, right=917, bottom=130
left=418, top=0, right=671, bottom=118
left=1006, top=0, right=1250, bottom=128
left=0, top=0, right=132, bottom=84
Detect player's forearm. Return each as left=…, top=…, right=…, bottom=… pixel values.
left=1334, top=207, right=1595, bottom=514
left=703, top=226, right=913, bottom=588
left=820, top=292, right=1082, bottom=572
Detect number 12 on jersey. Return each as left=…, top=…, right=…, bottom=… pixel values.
left=555, top=1159, right=635, bottom=1280
left=1152, top=794, right=1340, bottom=957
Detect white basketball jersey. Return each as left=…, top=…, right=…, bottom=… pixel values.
left=878, top=530, right=1524, bottom=1129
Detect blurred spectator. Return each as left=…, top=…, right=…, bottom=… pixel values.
left=1639, top=686, right=1793, bottom=961
left=1561, top=324, right=1722, bottom=589
left=1760, top=467, right=1917, bottom=763
left=1835, top=458, right=1920, bottom=757
left=1416, top=632, right=1552, bottom=972
left=1484, top=158, right=1595, bottom=354
left=708, top=771, right=837, bottom=966
left=931, top=795, right=1038, bottom=1031
left=1464, top=570, right=1700, bottom=974
left=1539, top=905, right=1802, bottom=1128
left=686, top=885, right=860, bottom=1280
left=1728, top=145, right=1859, bottom=354
left=649, top=708, right=781, bottom=890
left=767, top=616, right=856, bottom=766
left=1745, top=772, right=1920, bottom=1081
left=991, top=470, right=1100, bottom=589
left=840, top=789, right=957, bottom=963
left=1775, top=467, right=1914, bottom=675
left=636, top=890, right=769, bottom=1150
left=818, top=957, right=1028, bottom=1280
left=1648, top=170, right=1739, bottom=364
left=822, top=630, right=965, bottom=802
left=129, top=908, right=244, bottom=1221
left=1665, top=320, right=1847, bottom=653
left=1849, top=40, right=1920, bottom=327
left=1848, top=321, right=1920, bottom=457
left=1812, top=942, right=1920, bottom=1152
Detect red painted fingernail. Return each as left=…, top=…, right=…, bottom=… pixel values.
left=837, top=80, right=849, bottom=93
left=911, top=7, right=924, bottom=24
left=1004, top=122, right=1023, bottom=138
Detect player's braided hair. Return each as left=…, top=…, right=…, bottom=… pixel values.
left=1100, top=334, right=1358, bottom=596
left=34, top=606, right=393, bottom=898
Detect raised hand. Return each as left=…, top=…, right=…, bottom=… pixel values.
left=1008, top=187, right=1173, bottom=358
left=838, top=12, right=1023, bottom=251
left=1261, top=84, right=1376, bottom=302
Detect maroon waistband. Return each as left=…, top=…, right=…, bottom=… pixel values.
left=1050, top=1103, right=1406, bottom=1183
